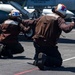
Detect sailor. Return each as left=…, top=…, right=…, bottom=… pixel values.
left=22, top=4, right=75, bottom=70
left=0, top=9, right=29, bottom=58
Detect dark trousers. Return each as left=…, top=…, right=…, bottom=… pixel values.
left=1, top=42, right=24, bottom=56
left=33, top=42, right=62, bottom=67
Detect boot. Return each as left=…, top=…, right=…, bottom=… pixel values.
left=37, top=53, right=47, bottom=70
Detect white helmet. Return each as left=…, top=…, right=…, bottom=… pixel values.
left=9, top=9, right=20, bottom=17
left=55, top=4, right=67, bottom=16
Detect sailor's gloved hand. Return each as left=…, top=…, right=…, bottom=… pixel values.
left=24, top=26, right=30, bottom=32
left=24, top=26, right=31, bottom=33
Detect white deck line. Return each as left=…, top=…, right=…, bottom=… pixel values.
left=63, top=57, right=75, bottom=62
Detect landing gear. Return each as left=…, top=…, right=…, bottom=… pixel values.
left=24, top=28, right=34, bottom=39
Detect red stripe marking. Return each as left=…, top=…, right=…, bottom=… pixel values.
left=14, top=68, right=39, bottom=75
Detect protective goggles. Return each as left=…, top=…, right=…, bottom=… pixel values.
left=12, top=12, right=20, bottom=16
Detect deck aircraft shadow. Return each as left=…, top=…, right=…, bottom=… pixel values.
left=43, top=66, right=75, bottom=73
left=0, top=56, right=33, bottom=60
left=27, top=62, right=75, bottom=73
left=58, top=38, right=75, bottom=44
left=12, top=56, right=33, bottom=60
left=19, top=35, right=75, bottom=44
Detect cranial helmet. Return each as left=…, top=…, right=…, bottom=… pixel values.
left=55, top=4, right=67, bottom=16
left=9, top=9, right=20, bottom=17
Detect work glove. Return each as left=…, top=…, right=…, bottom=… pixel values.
left=23, top=26, right=31, bottom=33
